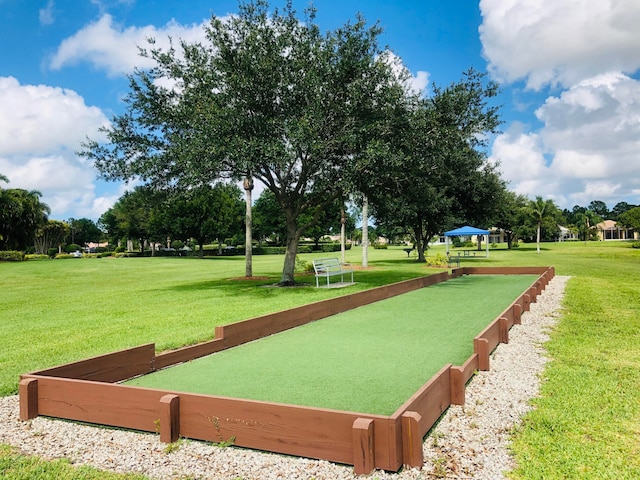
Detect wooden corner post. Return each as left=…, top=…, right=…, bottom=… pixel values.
left=352, top=418, right=375, bottom=475
left=402, top=411, right=423, bottom=468
left=19, top=378, right=39, bottom=420
left=159, top=394, right=180, bottom=443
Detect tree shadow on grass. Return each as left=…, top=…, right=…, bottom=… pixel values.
left=161, top=267, right=429, bottom=296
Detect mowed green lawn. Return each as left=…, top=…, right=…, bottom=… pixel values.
left=1, top=240, right=640, bottom=479
left=125, top=275, right=537, bottom=415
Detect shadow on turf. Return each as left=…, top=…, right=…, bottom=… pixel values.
left=161, top=268, right=427, bottom=295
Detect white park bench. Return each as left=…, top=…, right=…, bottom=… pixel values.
left=312, top=257, right=354, bottom=288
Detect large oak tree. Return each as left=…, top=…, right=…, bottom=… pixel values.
left=81, top=0, right=406, bottom=285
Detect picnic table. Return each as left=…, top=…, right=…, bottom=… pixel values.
left=402, top=247, right=415, bottom=257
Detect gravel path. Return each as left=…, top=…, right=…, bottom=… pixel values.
left=0, top=275, right=568, bottom=479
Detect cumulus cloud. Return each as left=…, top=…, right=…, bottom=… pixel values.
left=0, top=77, right=111, bottom=219
left=0, top=77, right=109, bottom=156
left=480, top=0, right=640, bottom=90
left=481, top=0, right=640, bottom=208
left=49, top=14, right=208, bottom=76
left=491, top=73, right=640, bottom=208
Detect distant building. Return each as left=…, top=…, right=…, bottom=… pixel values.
left=596, top=220, right=637, bottom=241
left=558, top=226, right=579, bottom=242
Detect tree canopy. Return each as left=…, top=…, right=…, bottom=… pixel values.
left=617, top=206, right=640, bottom=232
left=0, top=186, right=50, bottom=251
left=81, top=0, right=408, bottom=284
left=360, top=69, right=504, bottom=261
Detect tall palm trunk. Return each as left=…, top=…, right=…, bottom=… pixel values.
left=340, top=206, right=346, bottom=264
left=243, top=176, right=254, bottom=277
left=362, top=196, right=369, bottom=268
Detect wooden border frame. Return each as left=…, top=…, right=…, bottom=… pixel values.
left=19, top=266, right=554, bottom=475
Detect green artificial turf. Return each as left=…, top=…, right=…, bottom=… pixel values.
left=125, top=275, right=537, bottom=415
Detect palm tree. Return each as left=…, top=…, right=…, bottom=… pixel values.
left=529, top=196, right=554, bottom=254
left=0, top=188, right=50, bottom=250
left=576, top=210, right=602, bottom=244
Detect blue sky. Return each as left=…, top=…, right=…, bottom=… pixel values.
left=1, top=0, right=639, bottom=221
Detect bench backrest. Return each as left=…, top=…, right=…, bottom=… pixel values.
left=312, top=257, right=342, bottom=273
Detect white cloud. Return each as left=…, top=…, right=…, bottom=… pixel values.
left=39, top=0, right=55, bottom=26
left=49, top=14, right=208, bottom=77
left=0, top=77, right=109, bottom=156
left=490, top=74, right=640, bottom=208
left=380, top=50, right=430, bottom=96
left=480, top=0, right=640, bottom=89
left=0, top=77, right=112, bottom=219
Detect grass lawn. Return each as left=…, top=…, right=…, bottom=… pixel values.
left=1, top=240, right=640, bottom=479
left=125, top=275, right=537, bottom=415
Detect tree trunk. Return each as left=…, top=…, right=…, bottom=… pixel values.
left=340, top=207, right=346, bottom=264
left=244, top=177, right=254, bottom=277
left=280, top=216, right=302, bottom=286
left=362, top=196, right=369, bottom=268
left=414, top=223, right=427, bottom=263
left=536, top=222, right=541, bottom=254
left=198, top=241, right=204, bottom=259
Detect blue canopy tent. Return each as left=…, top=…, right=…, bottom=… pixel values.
left=444, top=226, right=490, bottom=258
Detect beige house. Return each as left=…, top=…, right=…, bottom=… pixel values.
left=596, top=220, right=638, bottom=241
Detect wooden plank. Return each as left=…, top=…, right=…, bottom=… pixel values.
left=154, top=338, right=226, bottom=370
left=393, top=364, right=451, bottom=437
left=35, top=377, right=165, bottom=432
left=352, top=418, right=375, bottom=475
left=30, top=344, right=155, bottom=382
left=476, top=317, right=501, bottom=354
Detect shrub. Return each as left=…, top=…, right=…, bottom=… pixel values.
left=25, top=254, right=50, bottom=261
left=295, top=256, right=314, bottom=273
left=490, top=242, right=498, bottom=249
left=54, top=253, right=77, bottom=259
left=171, top=240, right=185, bottom=250
left=425, top=252, right=449, bottom=267
left=631, top=242, right=640, bottom=249
left=0, top=251, right=25, bottom=262
left=47, top=248, right=58, bottom=257
left=65, top=244, right=82, bottom=253
left=373, top=243, right=388, bottom=249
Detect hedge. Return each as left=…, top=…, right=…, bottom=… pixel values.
left=0, top=251, right=25, bottom=262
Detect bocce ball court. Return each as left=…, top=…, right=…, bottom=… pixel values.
left=19, top=266, right=553, bottom=475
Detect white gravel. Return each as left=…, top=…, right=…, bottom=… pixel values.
left=0, top=275, right=568, bottom=479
